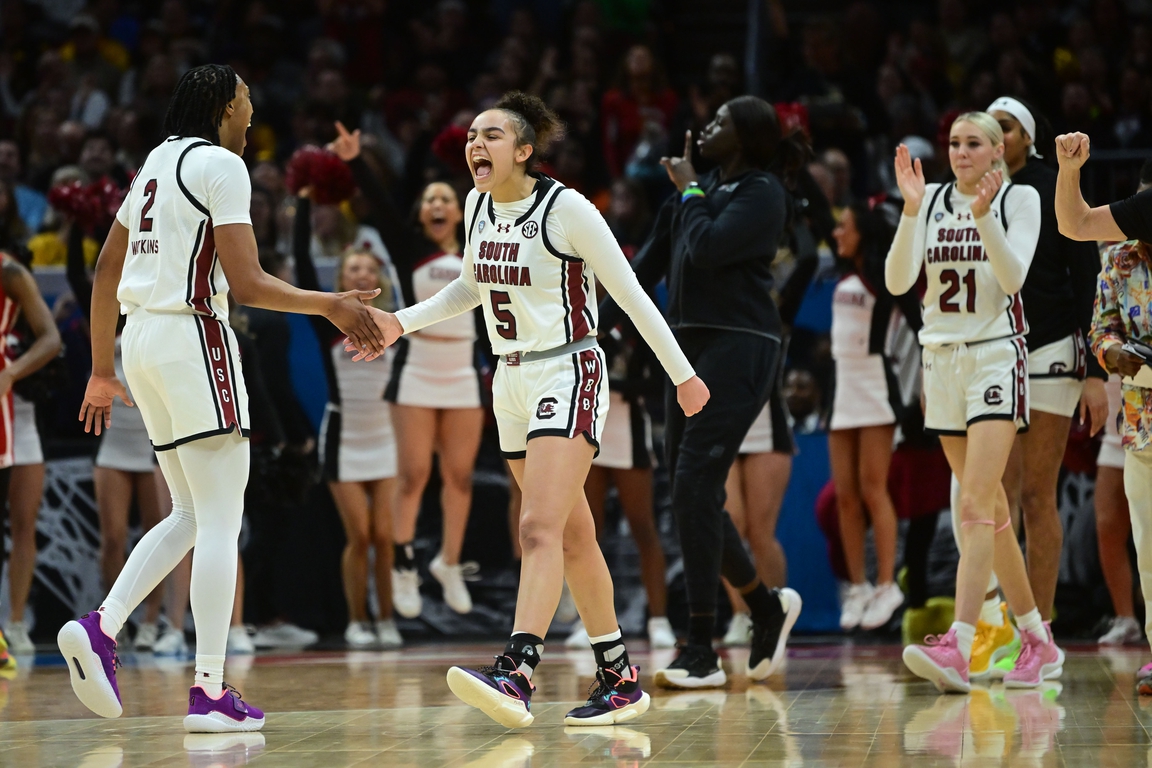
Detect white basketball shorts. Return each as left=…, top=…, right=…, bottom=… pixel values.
left=1028, top=333, right=1087, bottom=418
left=922, top=336, right=1029, bottom=435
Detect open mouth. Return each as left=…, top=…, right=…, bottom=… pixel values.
left=473, top=157, right=492, bottom=180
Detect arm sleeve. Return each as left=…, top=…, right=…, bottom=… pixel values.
left=597, top=192, right=674, bottom=332
left=291, top=197, right=339, bottom=345
left=974, top=184, right=1040, bottom=296
left=393, top=191, right=481, bottom=333
left=677, top=175, right=787, bottom=269
left=555, top=192, right=695, bottom=385
left=1109, top=188, right=1152, bottom=242
left=203, top=150, right=253, bottom=227
left=1066, top=234, right=1108, bottom=378
left=885, top=206, right=929, bottom=296
left=1090, top=248, right=1126, bottom=369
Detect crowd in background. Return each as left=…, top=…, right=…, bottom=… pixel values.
left=0, top=0, right=1149, bottom=647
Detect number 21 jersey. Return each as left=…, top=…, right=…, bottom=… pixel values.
left=115, top=136, right=253, bottom=323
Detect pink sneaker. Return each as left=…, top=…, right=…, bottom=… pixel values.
left=902, top=629, right=971, bottom=693
left=1003, top=623, right=1064, bottom=688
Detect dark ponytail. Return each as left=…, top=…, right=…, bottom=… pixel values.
left=493, top=91, right=566, bottom=163
left=725, top=95, right=812, bottom=187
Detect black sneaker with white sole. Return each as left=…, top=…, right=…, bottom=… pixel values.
left=748, top=587, right=802, bottom=681
left=654, top=644, right=727, bottom=689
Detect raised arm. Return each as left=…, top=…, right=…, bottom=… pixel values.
left=1054, top=132, right=1127, bottom=242
left=972, top=176, right=1040, bottom=295
left=886, top=145, right=930, bottom=296
left=65, top=223, right=93, bottom=320
left=289, top=192, right=341, bottom=345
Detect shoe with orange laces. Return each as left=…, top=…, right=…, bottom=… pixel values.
left=902, top=628, right=971, bottom=693
left=564, top=664, right=651, bottom=726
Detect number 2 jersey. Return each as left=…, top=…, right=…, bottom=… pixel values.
left=115, top=136, right=252, bottom=322
left=394, top=174, right=694, bottom=386
left=886, top=180, right=1041, bottom=348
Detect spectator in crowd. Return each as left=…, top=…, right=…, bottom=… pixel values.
left=601, top=45, right=679, bottom=180
left=0, top=141, right=45, bottom=234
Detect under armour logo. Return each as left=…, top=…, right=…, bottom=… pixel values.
left=497, top=222, right=511, bottom=233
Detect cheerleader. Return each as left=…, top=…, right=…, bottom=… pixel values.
left=358, top=91, right=708, bottom=727
left=890, top=112, right=1061, bottom=692
left=327, top=124, right=484, bottom=617
left=294, top=186, right=404, bottom=650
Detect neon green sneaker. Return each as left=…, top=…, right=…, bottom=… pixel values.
left=990, top=636, right=1022, bottom=679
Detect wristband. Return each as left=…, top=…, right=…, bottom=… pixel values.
left=681, top=184, right=705, bottom=202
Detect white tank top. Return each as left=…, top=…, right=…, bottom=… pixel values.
left=412, top=252, right=475, bottom=339
left=115, top=136, right=252, bottom=323
left=831, top=274, right=876, bottom=359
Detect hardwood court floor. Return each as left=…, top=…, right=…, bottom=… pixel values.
left=1, top=641, right=1151, bottom=766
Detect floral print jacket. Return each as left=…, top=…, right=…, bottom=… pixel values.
left=1090, top=239, right=1152, bottom=452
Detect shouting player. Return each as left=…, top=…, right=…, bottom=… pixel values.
left=56, top=64, right=386, bottom=733
left=358, top=91, right=709, bottom=728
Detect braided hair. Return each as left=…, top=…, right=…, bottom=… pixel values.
left=162, top=64, right=238, bottom=145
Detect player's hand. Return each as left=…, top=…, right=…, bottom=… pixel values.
left=1105, top=345, right=1145, bottom=377
left=1055, top=132, right=1091, bottom=170
left=326, top=289, right=386, bottom=356
left=328, top=121, right=361, bottom=162
left=1079, top=376, right=1109, bottom=436
left=676, top=375, right=710, bottom=417
left=660, top=130, right=698, bottom=192
left=971, top=170, right=1004, bottom=219
left=79, top=374, right=134, bottom=436
left=345, top=308, right=404, bottom=361
left=894, top=143, right=926, bottom=215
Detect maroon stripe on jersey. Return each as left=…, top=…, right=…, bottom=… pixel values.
left=1008, top=292, right=1025, bottom=335
left=566, top=261, right=589, bottom=340
left=189, top=218, right=216, bottom=316
left=0, top=390, right=12, bottom=469
left=1013, top=337, right=1027, bottom=421
left=1074, top=332, right=1087, bottom=378
left=198, top=316, right=240, bottom=430
left=571, top=348, right=602, bottom=440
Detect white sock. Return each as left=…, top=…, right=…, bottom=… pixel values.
left=97, top=599, right=129, bottom=640
left=587, top=628, right=623, bottom=645
left=194, top=654, right=225, bottom=698
left=980, top=597, right=1004, bottom=626
left=951, top=621, right=976, bottom=661
left=1017, top=608, right=1045, bottom=640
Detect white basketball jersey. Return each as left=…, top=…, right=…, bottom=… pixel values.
left=467, top=177, right=597, bottom=354
left=115, top=136, right=252, bottom=323
left=919, top=182, right=1027, bottom=347
left=412, top=251, right=474, bottom=339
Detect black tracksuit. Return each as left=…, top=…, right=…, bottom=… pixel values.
left=600, top=167, right=790, bottom=627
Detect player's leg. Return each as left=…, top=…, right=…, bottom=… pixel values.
left=430, top=407, right=484, bottom=614
left=1016, top=410, right=1072, bottom=621
left=722, top=457, right=751, bottom=626
left=1096, top=465, right=1138, bottom=642
left=739, top=450, right=791, bottom=590
left=368, top=476, right=401, bottom=647
left=135, top=470, right=167, bottom=630
left=857, top=424, right=903, bottom=630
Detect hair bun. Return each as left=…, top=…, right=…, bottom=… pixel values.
left=493, top=91, right=565, bottom=155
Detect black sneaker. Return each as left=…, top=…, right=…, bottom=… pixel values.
left=446, top=656, right=535, bottom=728
left=564, top=664, right=650, bottom=726
left=654, top=644, right=726, bottom=689
left=749, top=587, right=802, bottom=681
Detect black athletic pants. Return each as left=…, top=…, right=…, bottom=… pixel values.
left=664, top=328, right=782, bottom=621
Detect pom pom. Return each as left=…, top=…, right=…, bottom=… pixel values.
left=48, top=178, right=124, bottom=234
left=431, top=125, right=470, bottom=174
left=286, top=145, right=357, bottom=205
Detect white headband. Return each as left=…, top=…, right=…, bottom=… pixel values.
left=987, top=96, right=1041, bottom=158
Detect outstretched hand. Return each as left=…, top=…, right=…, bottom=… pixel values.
left=971, top=170, right=1004, bottom=220
left=660, top=130, right=698, bottom=192
left=327, top=289, right=386, bottom=356
left=676, top=375, right=710, bottom=417
left=1055, top=132, right=1091, bottom=170
left=328, top=121, right=361, bottom=162
left=345, top=308, right=404, bottom=361
left=79, top=374, right=134, bottom=436
left=893, top=143, right=926, bottom=214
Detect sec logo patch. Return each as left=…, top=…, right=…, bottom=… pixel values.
left=522, top=221, right=539, bottom=238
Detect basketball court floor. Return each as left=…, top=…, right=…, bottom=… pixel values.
left=0, top=641, right=1148, bottom=766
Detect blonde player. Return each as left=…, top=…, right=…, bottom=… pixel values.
left=888, top=112, right=1062, bottom=693
left=56, top=64, right=386, bottom=733
left=359, top=91, right=709, bottom=728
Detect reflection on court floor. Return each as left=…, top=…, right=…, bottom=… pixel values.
left=0, top=642, right=1148, bottom=766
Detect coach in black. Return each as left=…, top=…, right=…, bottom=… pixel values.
left=599, top=95, right=805, bottom=688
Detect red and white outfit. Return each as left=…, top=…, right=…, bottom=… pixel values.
left=887, top=181, right=1041, bottom=435
left=829, top=273, right=905, bottom=431
left=0, top=262, right=22, bottom=469
left=115, top=137, right=251, bottom=450
left=394, top=175, right=694, bottom=459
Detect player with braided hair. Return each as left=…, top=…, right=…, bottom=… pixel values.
left=56, top=64, right=387, bottom=733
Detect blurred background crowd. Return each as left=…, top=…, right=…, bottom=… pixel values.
left=0, top=0, right=1146, bottom=653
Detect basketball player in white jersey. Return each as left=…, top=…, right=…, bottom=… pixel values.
left=355, top=91, right=709, bottom=728
left=887, top=112, right=1062, bottom=692
left=55, top=64, right=386, bottom=733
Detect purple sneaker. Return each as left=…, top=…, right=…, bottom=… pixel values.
left=57, top=612, right=122, bottom=718
left=184, top=684, right=265, bottom=733
left=446, top=656, right=535, bottom=728
left=564, top=664, right=650, bottom=726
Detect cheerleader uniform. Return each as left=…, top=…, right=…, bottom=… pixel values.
left=94, top=338, right=155, bottom=472
left=592, top=329, right=656, bottom=470
left=739, top=383, right=794, bottom=455
left=11, top=393, right=41, bottom=466
left=342, top=157, right=484, bottom=411
left=1098, top=375, right=1125, bottom=470
left=294, top=196, right=402, bottom=483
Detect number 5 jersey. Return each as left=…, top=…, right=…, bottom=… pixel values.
left=886, top=180, right=1041, bottom=348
